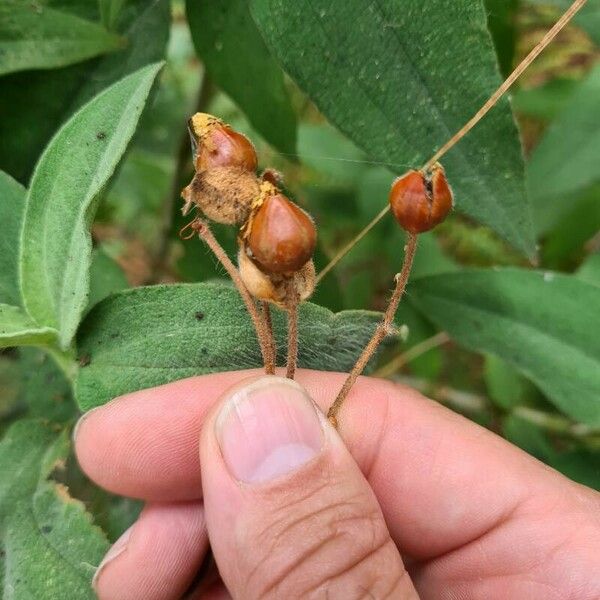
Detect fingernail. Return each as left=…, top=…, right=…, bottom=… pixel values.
left=216, top=377, right=324, bottom=484
left=72, top=406, right=101, bottom=444
left=92, top=525, right=132, bottom=591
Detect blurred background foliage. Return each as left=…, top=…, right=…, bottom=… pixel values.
left=0, top=0, right=599, bottom=557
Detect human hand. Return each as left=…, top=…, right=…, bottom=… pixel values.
left=74, top=370, right=600, bottom=599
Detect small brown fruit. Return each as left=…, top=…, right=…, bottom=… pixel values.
left=181, top=166, right=260, bottom=224
left=188, top=113, right=258, bottom=172
left=389, top=163, right=453, bottom=233
left=245, top=183, right=316, bottom=274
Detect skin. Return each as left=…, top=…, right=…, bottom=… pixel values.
left=74, top=369, right=600, bottom=599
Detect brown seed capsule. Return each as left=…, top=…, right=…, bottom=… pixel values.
left=181, top=166, right=260, bottom=224
left=389, top=163, right=453, bottom=233
left=244, top=183, right=316, bottom=274
left=238, top=248, right=316, bottom=308
left=188, top=113, right=258, bottom=172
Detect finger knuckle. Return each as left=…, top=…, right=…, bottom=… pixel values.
left=242, top=486, right=404, bottom=599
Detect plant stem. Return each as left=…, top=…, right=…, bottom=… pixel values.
left=261, top=300, right=277, bottom=371
left=192, top=219, right=275, bottom=374
left=396, top=375, right=600, bottom=448
left=327, top=233, right=418, bottom=427
left=373, top=331, right=450, bottom=378
left=315, top=204, right=390, bottom=285
left=285, top=278, right=299, bottom=379
left=315, top=0, right=587, bottom=283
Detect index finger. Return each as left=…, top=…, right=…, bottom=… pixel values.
left=74, top=369, right=573, bottom=558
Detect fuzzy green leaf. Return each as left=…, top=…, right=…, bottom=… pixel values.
left=0, top=1, right=122, bottom=76
left=0, top=170, right=25, bottom=306
left=88, top=248, right=129, bottom=311
left=411, top=269, right=600, bottom=425
left=0, top=304, right=57, bottom=348
left=20, top=63, right=163, bottom=349
left=529, top=64, right=600, bottom=233
left=75, top=283, right=381, bottom=410
left=251, top=0, right=534, bottom=257
left=16, top=348, right=75, bottom=422
left=0, top=0, right=170, bottom=183
left=186, top=0, right=297, bottom=154
left=0, top=420, right=109, bottom=598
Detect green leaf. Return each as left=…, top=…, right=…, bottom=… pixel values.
left=484, top=0, right=518, bottom=77
left=297, top=123, right=367, bottom=187
left=0, top=353, right=24, bottom=428
left=0, top=0, right=170, bottom=183
left=99, top=0, right=128, bottom=31
left=187, top=0, right=297, bottom=154
left=503, top=415, right=600, bottom=490
left=0, top=304, right=57, bottom=348
left=69, top=0, right=168, bottom=109
left=0, top=170, right=25, bottom=305
left=75, top=282, right=381, bottom=410
left=0, top=1, right=122, bottom=76
left=0, top=420, right=109, bottom=598
left=411, top=268, right=600, bottom=425
left=527, top=0, right=600, bottom=45
left=20, top=62, right=163, bottom=349
left=251, top=0, right=534, bottom=257
left=577, top=253, right=600, bottom=287
left=512, top=78, right=578, bottom=121
left=18, top=348, right=75, bottom=422
left=0, top=348, right=74, bottom=428
left=528, top=64, right=600, bottom=229
left=88, top=248, right=128, bottom=311
left=483, top=354, right=537, bottom=410
left=540, top=184, right=600, bottom=267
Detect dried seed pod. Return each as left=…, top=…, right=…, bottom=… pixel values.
left=243, top=182, right=316, bottom=274
left=238, top=248, right=316, bottom=308
left=389, top=163, right=453, bottom=233
left=181, top=166, right=260, bottom=224
left=188, top=113, right=257, bottom=172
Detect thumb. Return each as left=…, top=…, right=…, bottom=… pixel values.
left=200, top=376, right=419, bottom=599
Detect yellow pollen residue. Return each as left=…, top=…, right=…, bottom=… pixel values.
left=240, top=179, right=276, bottom=240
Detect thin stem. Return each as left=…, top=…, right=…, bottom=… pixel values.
left=315, top=204, right=390, bottom=285
left=193, top=219, right=275, bottom=374
left=423, top=0, right=587, bottom=170
left=316, top=0, right=587, bottom=283
left=327, top=233, right=418, bottom=427
left=285, top=279, right=299, bottom=379
left=373, top=331, right=450, bottom=378
left=261, top=301, right=277, bottom=371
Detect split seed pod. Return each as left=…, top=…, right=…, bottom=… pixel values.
left=245, top=182, right=316, bottom=274
left=182, top=167, right=260, bottom=225
left=239, top=181, right=317, bottom=307
left=389, top=163, right=453, bottom=233
left=188, top=112, right=257, bottom=172
left=181, top=113, right=260, bottom=225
